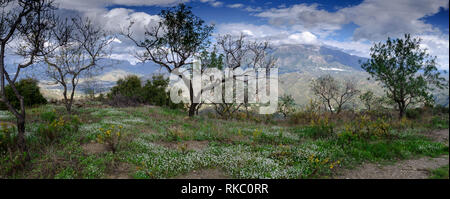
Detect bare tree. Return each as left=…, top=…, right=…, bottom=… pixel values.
left=0, top=0, right=55, bottom=153
left=311, top=75, right=360, bottom=114
left=124, top=4, right=213, bottom=117
left=214, top=34, right=277, bottom=118
left=44, top=17, right=113, bottom=113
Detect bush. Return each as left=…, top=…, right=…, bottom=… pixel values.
left=107, top=75, right=144, bottom=106
left=0, top=78, right=47, bottom=110
left=0, top=122, right=17, bottom=152
left=107, top=74, right=183, bottom=109
left=304, top=117, right=334, bottom=139
left=142, top=75, right=184, bottom=109
left=97, top=125, right=123, bottom=153
left=289, top=99, right=321, bottom=125
left=338, top=115, right=391, bottom=142
left=109, top=75, right=143, bottom=99
left=406, top=108, right=422, bottom=119
left=433, top=105, right=449, bottom=115
left=429, top=116, right=449, bottom=129
left=36, top=112, right=81, bottom=143
left=0, top=122, right=26, bottom=177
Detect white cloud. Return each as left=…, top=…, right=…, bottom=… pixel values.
left=216, top=23, right=321, bottom=46
left=254, top=0, right=449, bottom=70
left=257, top=4, right=346, bottom=31
left=322, top=40, right=373, bottom=58
left=227, top=4, right=244, bottom=9
left=287, top=32, right=319, bottom=45
left=420, top=34, right=449, bottom=70
left=78, top=8, right=161, bottom=65
left=256, top=0, right=449, bottom=41
left=55, top=0, right=189, bottom=12
left=199, top=0, right=223, bottom=7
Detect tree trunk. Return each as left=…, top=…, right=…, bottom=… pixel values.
left=189, top=103, right=198, bottom=117
left=16, top=117, right=26, bottom=151
left=16, top=116, right=30, bottom=161
left=65, top=99, right=73, bottom=114
left=398, top=101, right=406, bottom=119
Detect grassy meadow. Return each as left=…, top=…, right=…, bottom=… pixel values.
left=1, top=102, right=448, bottom=179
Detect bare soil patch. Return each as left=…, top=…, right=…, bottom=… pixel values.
left=173, top=168, right=230, bottom=179
left=107, top=162, right=133, bottom=179
left=81, top=142, right=109, bottom=155
left=336, top=155, right=449, bottom=179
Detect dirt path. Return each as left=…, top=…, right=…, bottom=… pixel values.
left=336, top=129, right=449, bottom=179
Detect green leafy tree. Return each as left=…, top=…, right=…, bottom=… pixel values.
left=143, top=75, right=168, bottom=106
left=0, top=78, right=47, bottom=110
left=361, top=34, right=448, bottom=118
left=278, top=94, right=296, bottom=118
left=359, top=90, right=375, bottom=111
left=109, top=75, right=143, bottom=99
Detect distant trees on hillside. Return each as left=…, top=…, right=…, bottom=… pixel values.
left=107, top=75, right=181, bottom=109
left=361, top=34, right=448, bottom=118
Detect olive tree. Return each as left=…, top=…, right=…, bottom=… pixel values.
left=361, top=34, right=447, bottom=118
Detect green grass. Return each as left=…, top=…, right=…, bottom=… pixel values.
left=429, top=165, right=449, bottom=179
left=1, top=104, right=448, bottom=179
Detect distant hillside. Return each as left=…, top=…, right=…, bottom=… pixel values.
left=272, top=44, right=367, bottom=74
left=31, top=44, right=448, bottom=107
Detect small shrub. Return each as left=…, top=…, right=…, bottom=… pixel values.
left=338, top=115, right=391, bottom=142
left=166, top=127, right=184, bottom=141
left=97, top=125, right=123, bottom=153
left=289, top=99, right=321, bottom=125
left=302, top=117, right=334, bottom=139
left=36, top=114, right=80, bottom=143
left=0, top=150, right=27, bottom=176
left=429, top=116, right=449, bottom=129
left=0, top=122, right=17, bottom=152
left=406, top=108, right=422, bottom=119
left=40, top=111, right=57, bottom=123
left=0, top=123, right=26, bottom=177
left=306, top=154, right=342, bottom=178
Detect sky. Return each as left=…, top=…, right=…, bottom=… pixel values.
left=52, top=0, right=450, bottom=70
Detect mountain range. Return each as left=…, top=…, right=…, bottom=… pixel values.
left=31, top=44, right=448, bottom=108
